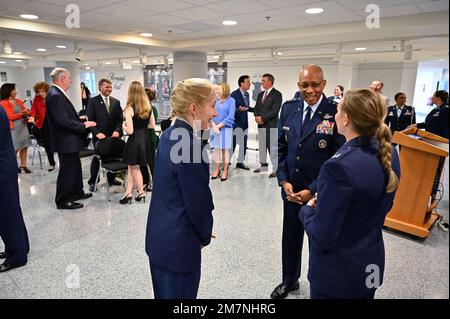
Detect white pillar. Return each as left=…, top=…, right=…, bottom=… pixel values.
left=173, top=51, right=207, bottom=84
left=56, top=61, right=82, bottom=111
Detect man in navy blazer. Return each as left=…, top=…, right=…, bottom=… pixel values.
left=86, top=78, right=123, bottom=191
left=272, top=64, right=343, bottom=299
left=230, top=75, right=251, bottom=170
left=46, top=68, right=96, bottom=210
left=0, top=106, right=29, bottom=272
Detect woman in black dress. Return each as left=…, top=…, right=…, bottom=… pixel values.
left=121, top=81, right=154, bottom=204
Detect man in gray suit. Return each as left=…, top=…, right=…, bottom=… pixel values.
left=254, top=73, right=283, bottom=178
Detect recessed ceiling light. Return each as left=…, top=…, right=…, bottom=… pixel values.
left=355, top=47, right=367, bottom=51
left=0, top=61, right=6, bottom=64
left=305, top=8, right=324, bottom=14
left=20, top=14, right=39, bottom=20
left=86, top=66, right=91, bottom=70
left=133, top=60, right=141, bottom=63
left=277, top=51, right=283, bottom=56
left=140, top=33, right=153, bottom=37
left=56, top=45, right=66, bottom=49
left=104, top=61, right=112, bottom=65
left=13, top=51, right=22, bottom=55
left=15, top=59, right=23, bottom=62
left=222, top=20, right=237, bottom=26
left=213, top=55, right=220, bottom=59
left=36, top=48, right=47, bottom=52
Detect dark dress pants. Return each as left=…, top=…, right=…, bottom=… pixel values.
left=55, top=152, right=83, bottom=205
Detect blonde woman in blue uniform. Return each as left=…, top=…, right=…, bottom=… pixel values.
left=299, top=89, right=401, bottom=299
left=145, top=78, right=217, bottom=299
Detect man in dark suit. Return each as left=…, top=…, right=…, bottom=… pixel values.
left=272, top=64, right=343, bottom=299
left=86, top=78, right=123, bottom=192
left=0, top=106, right=29, bottom=272
left=254, top=73, right=283, bottom=178
left=46, top=68, right=96, bottom=210
left=230, top=75, right=251, bottom=170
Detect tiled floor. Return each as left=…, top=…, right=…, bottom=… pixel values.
left=0, top=150, right=448, bottom=299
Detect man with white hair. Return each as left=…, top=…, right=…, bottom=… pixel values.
left=46, top=68, right=96, bottom=210
left=370, top=80, right=390, bottom=107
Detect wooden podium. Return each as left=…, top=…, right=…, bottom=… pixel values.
left=384, top=128, right=449, bottom=238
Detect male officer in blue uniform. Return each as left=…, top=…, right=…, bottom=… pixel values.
left=272, top=64, right=343, bottom=299
left=385, top=92, right=416, bottom=134
left=0, top=106, right=29, bottom=272
left=230, top=75, right=251, bottom=169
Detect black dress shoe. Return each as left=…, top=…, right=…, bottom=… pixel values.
left=73, top=193, right=93, bottom=201
left=108, top=179, right=122, bottom=186
left=0, top=252, right=7, bottom=259
left=236, top=163, right=250, bottom=170
left=57, top=202, right=84, bottom=210
left=270, top=281, right=299, bottom=299
left=89, top=184, right=96, bottom=193
left=268, top=171, right=277, bottom=178
left=0, top=261, right=26, bottom=272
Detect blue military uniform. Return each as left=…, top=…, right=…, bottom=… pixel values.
left=299, top=136, right=400, bottom=299
left=0, top=106, right=29, bottom=269
left=385, top=105, right=416, bottom=134
left=145, top=119, right=214, bottom=299
left=276, top=94, right=343, bottom=287
left=417, top=103, right=449, bottom=139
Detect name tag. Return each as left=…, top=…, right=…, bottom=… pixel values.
left=283, top=126, right=290, bottom=131
left=388, top=112, right=394, bottom=116
left=316, top=120, right=334, bottom=135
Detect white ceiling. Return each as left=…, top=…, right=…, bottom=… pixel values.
left=0, top=0, right=448, bottom=67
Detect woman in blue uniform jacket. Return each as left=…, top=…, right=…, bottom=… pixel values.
left=0, top=106, right=29, bottom=272
left=412, top=90, right=449, bottom=139
left=299, top=89, right=401, bottom=299
left=145, top=78, right=218, bottom=299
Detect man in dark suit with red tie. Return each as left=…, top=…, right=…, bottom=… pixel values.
left=46, top=68, right=96, bottom=210
left=254, top=73, right=283, bottom=178
left=86, top=78, right=123, bottom=192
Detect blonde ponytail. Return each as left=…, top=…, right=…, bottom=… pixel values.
left=376, top=123, right=399, bottom=193
left=341, top=89, right=399, bottom=193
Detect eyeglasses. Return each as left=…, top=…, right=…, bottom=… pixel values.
left=299, top=81, right=324, bottom=90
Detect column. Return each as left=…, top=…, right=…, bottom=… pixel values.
left=172, top=51, right=207, bottom=84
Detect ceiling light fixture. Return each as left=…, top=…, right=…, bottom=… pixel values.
left=140, top=33, right=153, bottom=37
left=104, top=61, right=112, bottom=65
left=0, top=61, right=6, bottom=64
left=56, top=45, right=67, bottom=49
left=13, top=51, right=22, bottom=55
left=20, top=14, right=39, bottom=20
left=305, top=8, right=324, bottom=14
left=36, top=48, right=47, bottom=52
left=15, top=59, right=23, bottom=62
left=222, top=20, right=237, bottom=26
left=354, top=47, right=367, bottom=51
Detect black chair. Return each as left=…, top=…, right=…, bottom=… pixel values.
left=92, top=137, right=128, bottom=201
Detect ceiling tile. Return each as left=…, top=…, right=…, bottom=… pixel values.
left=204, top=0, right=272, bottom=15
left=170, top=6, right=228, bottom=20
left=417, top=0, right=449, bottom=13
left=33, top=0, right=113, bottom=12
left=0, top=0, right=29, bottom=13
left=4, top=1, right=67, bottom=18
left=180, top=0, right=222, bottom=5
left=127, top=0, right=193, bottom=12
left=137, top=14, right=192, bottom=26
left=306, top=11, right=363, bottom=25
left=91, top=4, right=155, bottom=19
left=256, top=0, right=318, bottom=9
left=336, top=0, right=416, bottom=11
left=173, top=21, right=221, bottom=32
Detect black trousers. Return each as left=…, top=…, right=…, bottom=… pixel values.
left=32, top=119, right=55, bottom=166
left=56, top=152, right=83, bottom=205
left=88, top=141, right=116, bottom=186
left=0, top=179, right=29, bottom=266
left=141, top=161, right=154, bottom=187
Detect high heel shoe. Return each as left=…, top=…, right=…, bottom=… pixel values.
left=19, top=167, right=32, bottom=174
left=143, top=184, right=152, bottom=192
left=220, top=171, right=228, bottom=182
left=135, top=193, right=146, bottom=202
left=211, top=170, right=221, bottom=180
left=119, top=194, right=132, bottom=204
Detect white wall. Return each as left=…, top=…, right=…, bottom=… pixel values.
left=0, top=66, right=45, bottom=107
left=352, top=62, right=419, bottom=105
left=95, top=68, right=144, bottom=108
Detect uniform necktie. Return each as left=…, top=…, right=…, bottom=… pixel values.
left=302, top=106, right=312, bottom=133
